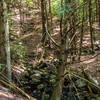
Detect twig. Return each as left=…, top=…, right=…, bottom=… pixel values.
left=0, top=73, right=36, bottom=100
left=78, top=52, right=100, bottom=63
left=71, top=73, right=100, bottom=90
left=45, top=24, right=60, bottom=48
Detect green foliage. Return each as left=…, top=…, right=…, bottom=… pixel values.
left=51, top=0, right=61, bottom=15
left=76, top=79, right=86, bottom=88
left=0, top=64, right=5, bottom=69
left=20, top=60, right=100, bottom=100
left=22, top=0, right=33, bottom=7
left=51, top=0, right=72, bottom=17
left=20, top=61, right=57, bottom=99
left=93, top=34, right=100, bottom=41
left=11, top=44, right=27, bottom=59
left=11, top=44, right=27, bottom=67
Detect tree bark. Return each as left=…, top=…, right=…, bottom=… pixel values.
left=88, top=0, right=94, bottom=52
left=60, top=0, right=63, bottom=37
left=98, top=0, right=100, bottom=26
left=51, top=31, right=68, bottom=100
left=0, top=0, right=12, bottom=81
left=51, top=48, right=66, bottom=100
left=95, top=0, right=98, bottom=22
left=78, top=0, right=85, bottom=61
left=0, top=1, right=6, bottom=64
left=41, top=0, right=47, bottom=44
left=48, top=0, right=52, bottom=30
left=3, top=1, right=12, bottom=81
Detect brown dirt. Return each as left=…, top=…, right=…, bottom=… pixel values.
left=0, top=85, right=27, bottom=100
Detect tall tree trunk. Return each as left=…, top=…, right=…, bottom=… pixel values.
left=3, top=1, right=12, bottom=81
left=59, top=0, right=63, bottom=37
left=88, top=0, right=94, bottom=53
left=0, top=0, right=12, bottom=81
left=0, top=1, right=6, bottom=64
left=48, top=0, right=52, bottom=31
left=19, top=0, right=22, bottom=35
left=41, top=0, right=46, bottom=43
left=98, top=0, right=100, bottom=27
left=51, top=20, right=68, bottom=100
left=78, top=0, right=85, bottom=61
left=51, top=72, right=64, bottom=100
left=51, top=44, right=66, bottom=100
left=95, top=0, right=98, bottom=22
left=44, top=1, right=51, bottom=47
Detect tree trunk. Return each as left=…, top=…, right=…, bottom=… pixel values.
left=98, top=0, right=100, bottom=26
left=48, top=0, right=52, bottom=31
left=60, top=0, right=63, bottom=37
left=88, top=0, right=94, bottom=53
left=41, top=0, right=46, bottom=43
left=0, top=1, right=6, bottom=64
left=51, top=51, right=65, bottom=100
left=0, top=0, right=12, bottom=81
left=78, top=1, right=85, bottom=61
left=19, top=0, right=23, bottom=36
left=95, top=0, right=98, bottom=22
left=3, top=1, right=12, bottom=81
left=51, top=37, right=67, bottom=100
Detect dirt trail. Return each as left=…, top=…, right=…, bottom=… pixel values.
left=21, top=9, right=42, bottom=54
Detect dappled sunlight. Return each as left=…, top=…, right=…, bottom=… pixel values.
left=0, top=0, right=100, bottom=99
left=83, top=57, right=96, bottom=64
left=12, top=14, right=20, bottom=22
left=0, top=91, right=14, bottom=99
left=12, top=65, right=24, bottom=74
left=0, top=90, right=25, bottom=100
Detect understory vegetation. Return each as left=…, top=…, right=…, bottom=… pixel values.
left=0, top=0, right=100, bottom=100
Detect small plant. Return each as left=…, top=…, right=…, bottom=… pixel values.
left=11, top=44, right=27, bottom=58
left=11, top=44, right=27, bottom=67
left=0, top=63, right=5, bottom=71
left=0, top=63, right=5, bottom=69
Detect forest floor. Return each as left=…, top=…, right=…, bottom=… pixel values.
left=18, top=8, right=100, bottom=86
left=0, top=85, right=26, bottom=100
left=0, top=8, right=100, bottom=99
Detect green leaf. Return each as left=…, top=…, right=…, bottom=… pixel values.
left=76, top=79, right=86, bottom=88
left=0, top=64, right=5, bottom=69
left=37, top=84, right=44, bottom=89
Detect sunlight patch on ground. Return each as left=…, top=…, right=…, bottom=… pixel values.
left=0, top=90, right=25, bottom=100
left=12, top=65, right=25, bottom=74
left=83, top=58, right=96, bottom=64
left=12, top=14, right=20, bottom=22
left=0, top=91, right=14, bottom=99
